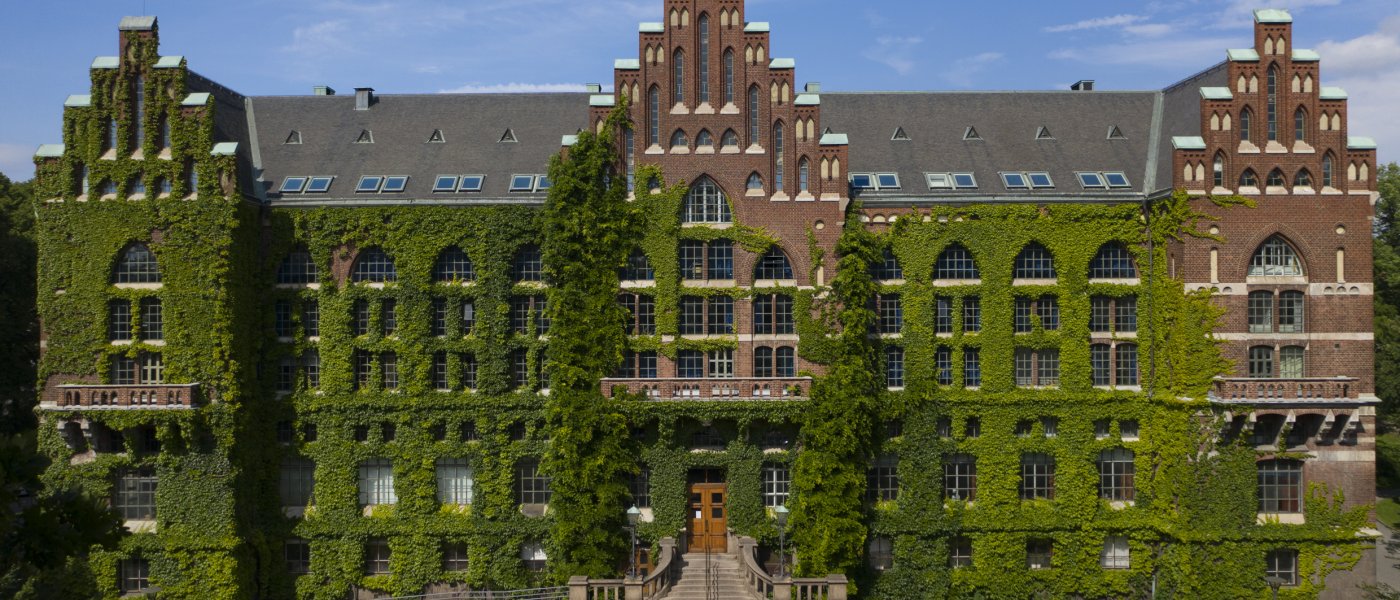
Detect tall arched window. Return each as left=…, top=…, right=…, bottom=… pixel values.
left=773, top=123, right=785, bottom=192
left=433, top=247, right=475, bottom=282
left=352, top=248, right=397, bottom=283
left=673, top=49, right=685, bottom=105
left=698, top=15, right=710, bottom=104
left=1266, top=169, right=1286, bottom=188
left=723, top=48, right=735, bottom=104
left=1323, top=153, right=1334, bottom=187
left=1266, top=67, right=1279, bottom=142
left=722, top=129, right=739, bottom=148
left=1294, top=107, right=1307, bottom=144
left=682, top=177, right=731, bottom=224
left=1014, top=243, right=1056, bottom=279
left=1295, top=169, right=1313, bottom=189
left=1240, top=169, right=1259, bottom=188
left=798, top=158, right=810, bottom=193
left=648, top=86, right=660, bottom=146
left=1240, top=108, right=1252, bottom=142
left=671, top=130, right=689, bottom=148
left=277, top=248, right=318, bottom=284
left=113, top=243, right=161, bottom=284
left=695, top=130, right=714, bottom=148
left=747, top=173, right=764, bottom=192
left=748, top=85, right=761, bottom=144
left=755, top=247, right=794, bottom=280
left=134, top=77, right=146, bottom=147
left=1250, top=236, right=1303, bottom=277
left=1213, top=152, right=1225, bottom=187
left=934, top=244, right=979, bottom=280
left=1089, top=243, right=1137, bottom=279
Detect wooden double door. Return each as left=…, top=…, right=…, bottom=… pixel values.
left=687, top=469, right=728, bottom=553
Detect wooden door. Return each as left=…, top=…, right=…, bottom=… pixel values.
left=687, top=482, right=728, bottom=553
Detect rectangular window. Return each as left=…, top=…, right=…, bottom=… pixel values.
left=949, top=537, right=972, bottom=568
left=285, top=540, right=311, bottom=575
left=630, top=467, right=651, bottom=508
left=944, top=454, right=977, bottom=501
left=120, top=559, right=151, bottom=594
left=354, top=350, right=373, bottom=390
left=358, top=459, right=397, bottom=506
left=1027, top=540, right=1053, bottom=570
left=460, top=353, right=478, bottom=390
left=1038, top=296, right=1059, bottom=330
left=1115, top=296, right=1137, bottom=333
left=139, top=353, right=164, bottom=384
left=280, top=458, right=315, bottom=507
left=680, top=296, right=705, bottom=335
left=302, top=300, right=319, bottom=337
left=868, top=536, right=894, bottom=571
left=302, top=351, right=320, bottom=389
left=511, top=349, right=532, bottom=390
left=762, top=463, right=791, bottom=507
left=365, top=539, right=392, bottom=575
left=709, top=296, right=735, bottom=335
left=926, top=173, right=953, bottom=189
left=1091, top=345, right=1112, bottom=386
left=459, top=175, right=485, bottom=192
left=1038, top=349, right=1060, bottom=386
left=109, top=300, right=132, bottom=341
left=935, top=347, right=953, bottom=386
left=1280, top=346, right=1305, bottom=378
left=1098, top=449, right=1136, bottom=501
left=1266, top=549, right=1299, bottom=586
left=886, top=346, right=905, bottom=388
left=1100, top=536, right=1130, bottom=569
left=964, top=348, right=981, bottom=387
left=140, top=298, right=163, bottom=340
left=867, top=455, right=899, bottom=502
left=461, top=300, right=475, bottom=334
left=436, top=459, right=474, bottom=505
left=963, top=297, right=981, bottom=333
left=677, top=350, right=703, bottom=378
left=275, top=300, right=294, bottom=337
left=114, top=469, right=157, bottom=519
left=878, top=294, right=903, bottom=334
left=380, top=299, right=397, bottom=335
left=352, top=300, right=370, bottom=336
left=381, top=352, right=398, bottom=389
left=707, top=240, right=733, bottom=279
left=679, top=241, right=704, bottom=280
left=510, top=175, right=536, bottom=192
left=516, top=460, right=552, bottom=505
left=277, top=357, right=296, bottom=392
left=936, top=297, right=953, bottom=334
left=1091, top=296, right=1112, bottom=333
left=443, top=543, right=469, bottom=572
left=431, top=298, right=447, bottom=336
left=431, top=352, right=449, bottom=391
left=1278, top=292, right=1304, bottom=333
left=708, top=349, right=735, bottom=378
left=1020, top=453, right=1055, bottom=500
left=111, top=355, right=137, bottom=385
left=1015, top=348, right=1034, bottom=386
left=952, top=173, right=977, bottom=189
left=755, top=294, right=794, bottom=335
left=1014, top=297, right=1033, bottom=333
left=1116, top=344, right=1138, bottom=386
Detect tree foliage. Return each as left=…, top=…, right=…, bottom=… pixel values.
left=0, top=173, right=37, bottom=433
left=1374, top=163, right=1400, bottom=426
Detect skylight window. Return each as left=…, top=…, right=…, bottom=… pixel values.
left=428, top=129, right=445, bottom=143
left=1107, top=126, right=1127, bottom=140
left=433, top=176, right=458, bottom=192
left=357, top=176, right=385, bottom=193
left=382, top=176, right=408, bottom=193
left=535, top=176, right=553, bottom=191
left=306, top=177, right=334, bottom=193
left=1001, top=173, right=1029, bottom=189
left=851, top=174, right=874, bottom=190
left=1078, top=173, right=1107, bottom=188
left=280, top=177, right=308, bottom=193
left=1103, top=172, right=1131, bottom=188
left=1036, top=127, right=1053, bottom=140
left=1028, top=172, right=1054, bottom=188
left=850, top=173, right=900, bottom=191
left=926, top=173, right=953, bottom=189
left=500, top=129, right=518, bottom=143
left=355, top=130, right=373, bottom=144
left=952, top=173, right=977, bottom=189
left=459, top=175, right=485, bottom=192
left=963, top=127, right=981, bottom=141
left=510, top=175, right=536, bottom=192
left=876, top=173, right=900, bottom=189
left=891, top=127, right=910, bottom=141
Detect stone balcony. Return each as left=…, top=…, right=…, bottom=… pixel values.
left=1208, top=377, right=1372, bottom=404
left=43, top=384, right=203, bottom=411
left=601, top=377, right=812, bottom=401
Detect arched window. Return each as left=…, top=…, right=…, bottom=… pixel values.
left=1213, top=152, right=1225, bottom=187
left=277, top=248, right=318, bottom=284
left=648, top=86, right=660, bottom=146
left=433, top=247, right=475, bottom=282
left=1240, top=107, right=1252, bottom=142
left=695, top=130, right=714, bottom=147
left=774, top=346, right=795, bottom=378
left=1089, top=242, right=1137, bottom=279
left=722, top=129, right=739, bottom=148
left=1266, top=67, right=1279, bottom=141
left=1098, top=448, right=1135, bottom=501
left=746, top=172, right=764, bottom=192
left=1239, top=169, right=1259, bottom=188
left=798, top=158, right=810, bottom=193
left=1267, top=169, right=1286, bottom=188
left=723, top=48, right=735, bottom=104
left=512, top=245, right=543, bottom=282
left=755, top=247, right=794, bottom=280
left=773, top=123, right=785, bottom=192
left=1294, top=107, right=1307, bottom=144
left=673, top=49, right=685, bottom=105
left=106, top=118, right=119, bottom=152
left=352, top=248, right=397, bottom=283
left=873, top=247, right=903, bottom=280
left=1295, top=169, right=1313, bottom=189
left=113, top=243, right=161, bottom=284
left=670, top=130, right=688, bottom=148
left=1014, top=243, right=1056, bottom=279
left=698, top=15, right=710, bottom=104
left=748, top=85, right=761, bottom=144
left=934, top=244, right=979, bottom=280
left=1249, top=236, right=1303, bottom=277
left=1322, top=153, right=1334, bottom=187
left=1257, top=459, right=1303, bottom=512
left=682, top=177, right=731, bottom=224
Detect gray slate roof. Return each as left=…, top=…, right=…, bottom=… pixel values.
left=820, top=91, right=1162, bottom=203
left=251, top=93, right=589, bottom=205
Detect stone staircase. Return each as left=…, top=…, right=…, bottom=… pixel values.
left=659, top=552, right=761, bottom=600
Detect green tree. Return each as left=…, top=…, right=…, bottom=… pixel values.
left=540, top=103, right=642, bottom=578
left=1375, top=163, right=1400, bottom=426
left=0, top=173, right=37, bottom=434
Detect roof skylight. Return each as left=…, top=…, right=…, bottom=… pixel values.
left=500, top=129, right=518, bottom=143
left=1002, top=173, right=1028, bottom=189
left=357, top=176, right=385, bottom=193
left=510, top=175, right=537, bottom=192
left=951, top=173, right=977, bottom=189
left=428, top=129, right=445, bottom=143
left=1107, top=126, right=1127, bottom=140
left=1036, top=127, right=1053, bottom=140
left=306, top=177, right=334, bottom=193
left=891, top=127, right=910, bottom=141
left=459, top=175, right=485, bottom=192
left=355, top=129, right=373, bottom=144
left=1077, top=172, right=1131, bottom=189
left=285, top=131, right=302, bottom=145
left=964, top=127, right=982, bottom=141
left=850, top=173, right=901, bottom=192
left=382, top=176, right=408, bottom=193
left=433, top=176, right=458, bottom=192
left=926, top=173, right=953, bottom=189
left=280, top=177, right=308, bottom=193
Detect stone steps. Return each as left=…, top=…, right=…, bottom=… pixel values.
left=659, top=553, right=760, bottom=600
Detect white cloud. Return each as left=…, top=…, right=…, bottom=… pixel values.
left=862, top=36, right=924, bottom=76
left=282, top=20, right=352, bottom=58
left=945, top=52, right=1004, bottom=88
left=1314, top=16, right=1400, bottom=163
left=1123, top=23, right=1176, bottom=38
left=1045, top=14, right=1148, bottom=33
left=0, top=143, right=35, bottom=182
left=1050, top=36, right=1234, bottom=68
left=437, top=82, right=592, bottom=94
left=1215, top=0, right=1342, bottom=29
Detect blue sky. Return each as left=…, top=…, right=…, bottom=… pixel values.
left=2, top=0, right=1397, bottom=181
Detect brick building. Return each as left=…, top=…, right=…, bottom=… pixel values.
left=28, top=3, right=1380, bottom=599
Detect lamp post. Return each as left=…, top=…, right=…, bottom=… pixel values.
left=627, top=505, right=641, bottom=580
left=774, top=505, right=789, bottom=579
left=1265, top=575, right=1286, bottom=600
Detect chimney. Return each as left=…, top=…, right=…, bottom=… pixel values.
left=354, top=87, right=375, bottom=110
left=313, top=86, right=336, bottom=96
left=1071, top=80, right=1095, bottom=92
left=586, top=83, right=602, bottom=93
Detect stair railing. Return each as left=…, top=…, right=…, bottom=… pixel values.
left=566, top=537, right=677, bottom=600
left=736, top=536, right=849, bottom=600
